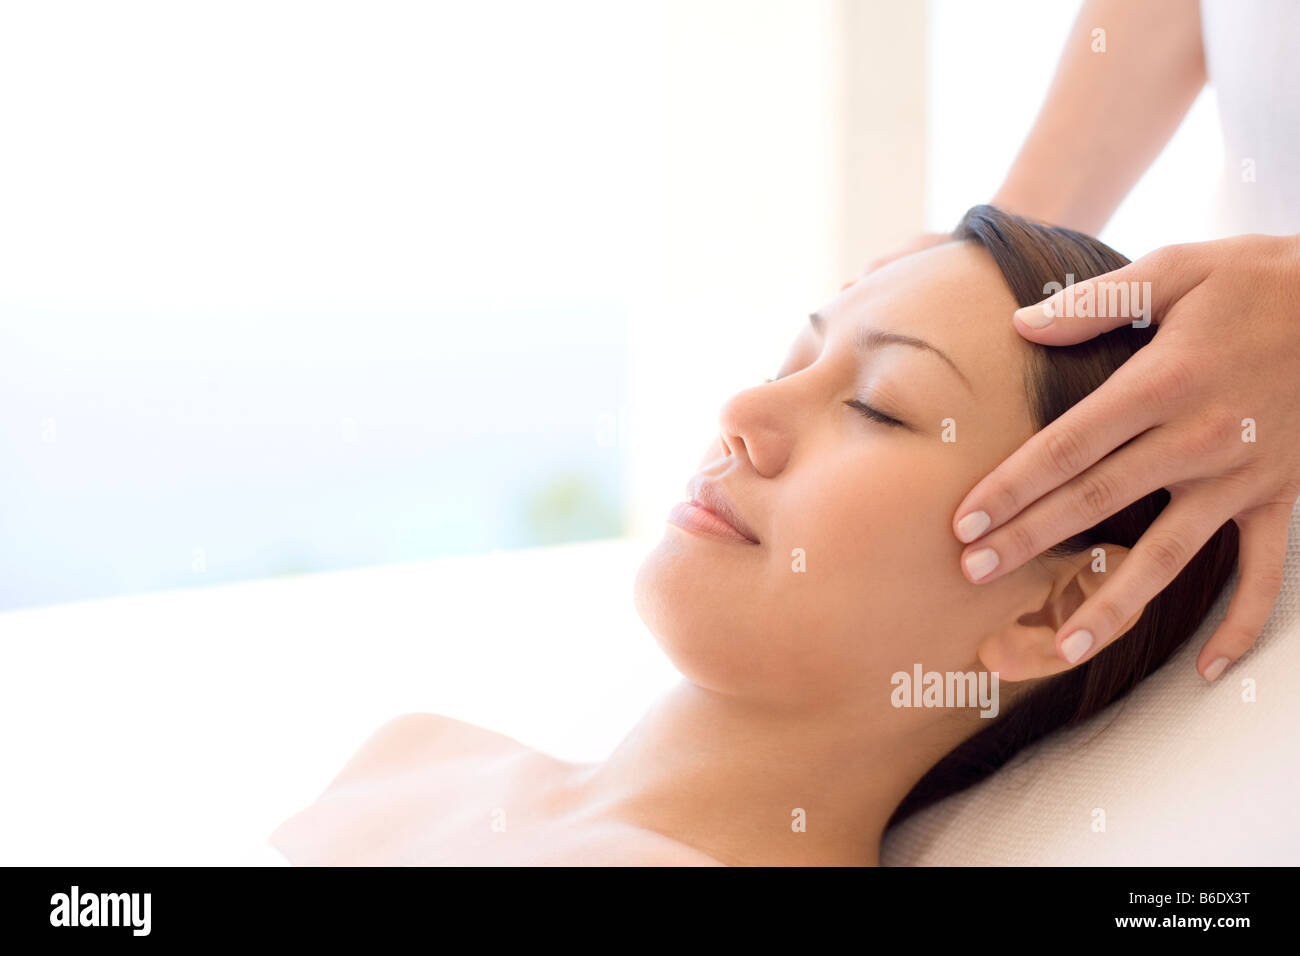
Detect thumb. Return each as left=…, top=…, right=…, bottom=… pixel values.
left=1011, top=243, right=1210, bottom=344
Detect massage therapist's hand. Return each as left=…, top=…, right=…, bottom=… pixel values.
left=953, top=233, right=1300, bottom=681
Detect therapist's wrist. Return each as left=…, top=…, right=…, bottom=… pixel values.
left=989, top=181, right=1109, bottom=235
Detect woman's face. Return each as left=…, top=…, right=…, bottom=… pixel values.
left=634, top=240, right=1061, bottom=714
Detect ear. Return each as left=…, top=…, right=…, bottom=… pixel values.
left=975, top=544, right=1142, bottom=682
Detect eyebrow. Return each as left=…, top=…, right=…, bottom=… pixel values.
left=809, top=311, right=974, bottom=393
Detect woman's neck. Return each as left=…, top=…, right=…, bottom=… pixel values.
left=563, top=679, right=958, bottom=866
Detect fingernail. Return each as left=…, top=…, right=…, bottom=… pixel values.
left=1014, top=303, right=1054, bottom=329
left=963, top=547, right=999, bottom=582
left=1203, top=656, right=1230, bottom=682
left=955, top=510, right=991, bottom=543
left=1060, top=629, right=1093, bottom=664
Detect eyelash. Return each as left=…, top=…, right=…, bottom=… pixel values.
left=762, top=376, right=906, bottom=429
left=843, top=398, right=906, bottom=429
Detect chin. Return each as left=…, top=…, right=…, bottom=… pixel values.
left=633, top=531, right=787, bottom=699
left=634, top=532, right=732, bottom=690
left=637, top=533, right=876, bottom=711
left=633, top=531, right=694, bottom=652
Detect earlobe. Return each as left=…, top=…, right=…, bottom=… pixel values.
left=975, top=545, right=1138, bottom=682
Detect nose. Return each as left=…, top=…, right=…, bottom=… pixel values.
left=713, top=381, right=794, bottom=479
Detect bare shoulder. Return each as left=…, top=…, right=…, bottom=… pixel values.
left=268, top=712, right=549, bottom=859
left=567, top=823, right=729, bottom=867
left=364, top=711, right=532, bottom=757
left=325, top=712, right=534, bottom=789
left=618, top=837, right=729, bottom=867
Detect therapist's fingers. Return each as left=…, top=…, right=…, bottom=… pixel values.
left=1196, top=501, right=1292, bottom=682
left=1052, top=481, right=1240, bottom=666
left=958, top=427, right=1191, bottom=584
left=1011, top=242, right=1214, bottom=344
left=952, top=347, right=1180, bottom=544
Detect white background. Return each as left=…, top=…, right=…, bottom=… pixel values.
left=0, top=1, right=1233, bottom=864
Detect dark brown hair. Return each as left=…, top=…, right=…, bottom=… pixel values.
left=887, top=205, right=1239, bottom=828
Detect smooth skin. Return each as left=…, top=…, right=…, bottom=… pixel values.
left=273, top=242, right=1132, bottom=866
left=860, top=0, right=1300, bottom=681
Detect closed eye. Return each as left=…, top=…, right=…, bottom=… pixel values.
left=844, top=398, right=908, bottom=430
left=764, top=375, right=911, bottom=430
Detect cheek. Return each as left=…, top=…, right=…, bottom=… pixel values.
left=631, top=435, right=1037, bottom=706
left=761, top=446, right=975, bottom=668
left=778, top=445, right=959, bottom=579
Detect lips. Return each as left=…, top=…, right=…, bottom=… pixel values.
left=684, top=476, right=761, bottom=544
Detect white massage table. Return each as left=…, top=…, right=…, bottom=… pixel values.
left=2, top=515, right=1296, bottom=866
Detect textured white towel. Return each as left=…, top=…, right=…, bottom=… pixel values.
left=882, top=501, right=1300, bottom=865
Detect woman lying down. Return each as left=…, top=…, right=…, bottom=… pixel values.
left=269, top=205, right=1237, bottom=866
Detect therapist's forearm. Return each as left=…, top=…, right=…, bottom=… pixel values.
left=990, top=0, right=1206, bottom=235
